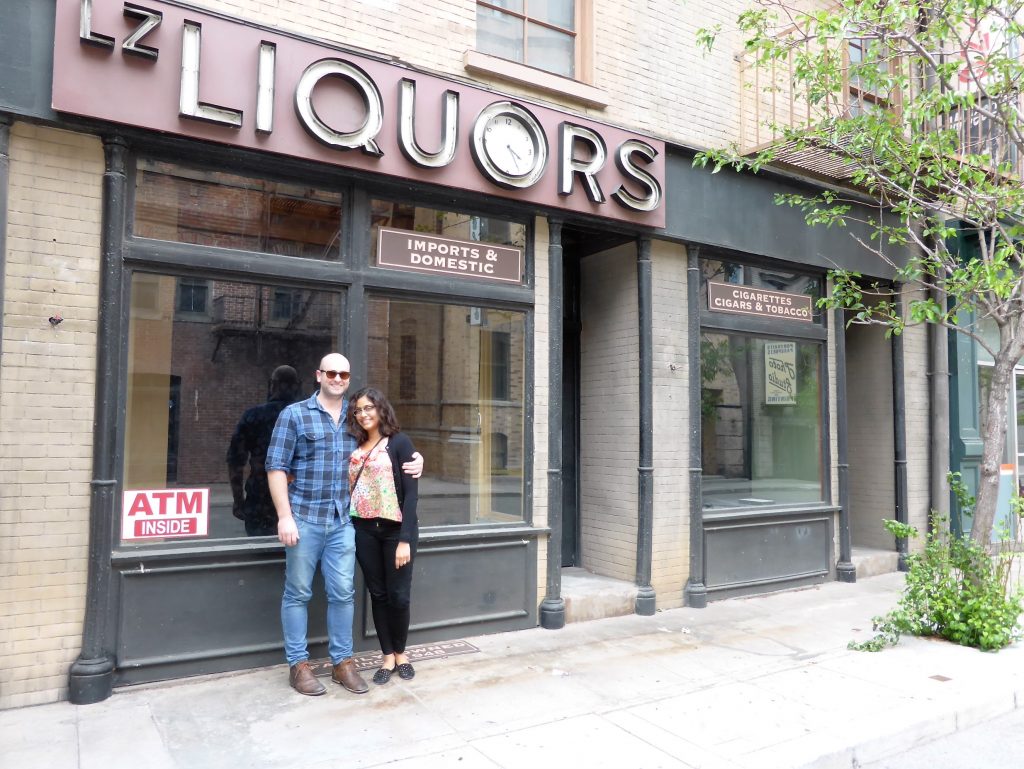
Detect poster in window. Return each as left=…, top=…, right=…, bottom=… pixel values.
left=765, top=342, right=797, bottom=405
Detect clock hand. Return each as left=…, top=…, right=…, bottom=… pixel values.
left=507, top=144, right=522, bottom=170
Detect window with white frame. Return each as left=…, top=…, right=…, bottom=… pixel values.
left=476, top=0, right=577, bottom=78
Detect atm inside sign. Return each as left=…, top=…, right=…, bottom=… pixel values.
left=122, top=488, right=210, bottom=540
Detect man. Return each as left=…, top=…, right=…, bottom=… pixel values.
left=266, top=352, right=423, bottom=696
left=227, top=365, right=302, bottom=537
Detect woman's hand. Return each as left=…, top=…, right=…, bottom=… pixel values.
left=395, top=541, right=411, bottom=569
left=402, top=451, right=424, bottom=478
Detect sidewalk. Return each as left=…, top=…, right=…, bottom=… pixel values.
left=2, top=572, right=1022, bottom=769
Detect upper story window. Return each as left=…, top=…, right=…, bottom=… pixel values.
left=846, top=38, right=894, bottom=116
left=477, top=0, right=577, bottom=78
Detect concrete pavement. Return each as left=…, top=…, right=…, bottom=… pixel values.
left=859, top=707, right=1024, bottom=769
left=2, top=572, right=1022, bottom=769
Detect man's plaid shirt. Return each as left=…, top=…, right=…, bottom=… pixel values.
left=265, top=392, right=357, bottom=524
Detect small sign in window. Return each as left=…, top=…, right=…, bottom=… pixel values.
left=707, top=281, right=813, bottom=322
left=377, top=227, right=523, bottom=284
left=122, top=488, right=210, bottom=540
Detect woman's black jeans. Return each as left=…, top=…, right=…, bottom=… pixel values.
left=353, top=518, right=415, bottom=656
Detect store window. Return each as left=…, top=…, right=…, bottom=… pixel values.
left=123, top=273, right=342, bottom=543
left=133, top=160, right=344, bottom=260
left=699, top=257, right=825, bottom=511
left=476, top=0, right=577, bottom=78
left=370, top=200, right=526, bottom=257
left=700, top=333, right=824, bottom=510
left=367, top=298, right=527, bottom=526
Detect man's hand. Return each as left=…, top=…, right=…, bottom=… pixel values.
left=402, top=451, right=424, bottom=479
left=231, top=501, right=245, bottom=521
left=278, top=514, right=299, bottom=547
left=395, top=541, right=412, bottom=569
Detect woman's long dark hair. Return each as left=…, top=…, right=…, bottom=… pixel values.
left=347, top=387, right=400, bottom=444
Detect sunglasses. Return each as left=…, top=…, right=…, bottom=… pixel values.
left=319, top=369, right=351, bottom=381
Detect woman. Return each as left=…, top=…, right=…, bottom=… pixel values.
left=347, top=387, right=419, bottom=684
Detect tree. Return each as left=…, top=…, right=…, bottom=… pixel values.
left=696, top=1, right=1024, bottom=545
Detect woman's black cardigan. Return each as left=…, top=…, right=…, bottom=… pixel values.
left=385, top=432, right=419, bottom=546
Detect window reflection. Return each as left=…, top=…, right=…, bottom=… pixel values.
left=124, top=274, right=342, bottom=543
left=370, top=199, right=526, bottom=260
left=368, top=298, right=526, bottom=525
left=701, top=332, right=824, bottom=510
left=134, top=160, right=343, bottom=261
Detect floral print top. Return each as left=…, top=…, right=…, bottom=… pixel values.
left=348, top=439, right=402, bottom=522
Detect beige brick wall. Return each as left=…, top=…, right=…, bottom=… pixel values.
left=846, top=321, right=897, bottom=550
left=579, top=243, right=638, bottom=581
left=902, top=287, right=931, bottom=550
left=192, top=0, right=748, bottom=148
left=844, top=286, right=931, bottom=555
left=650, top=240, right=690, bottom=608
left=0, top=123, right=103, bottom=708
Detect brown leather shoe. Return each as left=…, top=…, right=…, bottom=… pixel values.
left=289, top=661, right=326, bottom=696
left=331, top=658, right=369, bottom=694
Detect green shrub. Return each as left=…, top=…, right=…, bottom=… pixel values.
left=850, top=474, right=1024, bottom=652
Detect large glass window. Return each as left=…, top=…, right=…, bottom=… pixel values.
left=134, top=160, right=343, bottom=260
left=476, top=0, right=577, bottom=78
left=123, top=273, right=342, bottom=543
left=367, top=297, right=527, bottom=526
left=701, top=333, right=824, bottom=510
left=370, top=199, right=526, bottom=258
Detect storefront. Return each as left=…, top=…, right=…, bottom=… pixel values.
left=33, top=0, right=666, bottom=703
left=0, top=0, right=934, bottom=710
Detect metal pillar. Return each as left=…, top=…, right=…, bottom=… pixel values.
left=683, top=247, right=707, bottom=607
left=0, top=115, right=10, bottom=383
left=634, top=237, right=656, bottom=614
left=929, top=286, right=950, bottom=526
left=539, top=218, right=566, bottom=629
left=834, top=308, right=856, bottom=582
left=892, top=286, right=910, bottom=570
left=68, top=136, right=129, bottom=703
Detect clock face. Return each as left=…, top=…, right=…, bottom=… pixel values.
left=471, top=102, right=548, bottom=189
left=483, top=113, right=536, bottom=177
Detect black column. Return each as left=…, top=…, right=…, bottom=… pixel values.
left=834, top=308, right=856, bottom=582
left=0, top=115, right=10, bottom=381
left=68, top=136, right=128, bottom=704
left=634, top=237, right=656, bottom=614
left=892, top=285, right=910, bottom=571
left=539, top=218, right=565, bottom=629
left=684, top=248, right=707, bottom=607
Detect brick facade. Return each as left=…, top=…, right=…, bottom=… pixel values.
left=579, top=244, right=639, bottom=582
left=0, top=124, right=103, bottom=708
left=188, top=0, right=749, bottom=149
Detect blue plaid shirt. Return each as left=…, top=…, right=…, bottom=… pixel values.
left=265, top=392, right=357, bottom=524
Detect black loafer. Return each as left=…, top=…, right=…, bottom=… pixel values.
left=395, top=662, right=415, bottom=680
left=372, top=666, right=394, bottom=685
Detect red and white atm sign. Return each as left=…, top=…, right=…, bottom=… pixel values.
left=121, top=488, right=210, bottom=540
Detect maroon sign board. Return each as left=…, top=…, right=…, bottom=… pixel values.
left=707, top=281, right=814, bottom=322
left=54, top=0, right=667, bottom=227
left=377, top=228, right=523, bottom=283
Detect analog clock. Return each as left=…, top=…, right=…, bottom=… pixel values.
left=471, top=102, right=548, bottom=189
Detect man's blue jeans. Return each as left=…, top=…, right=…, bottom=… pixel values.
left=281, top=514, right=355, bottom=666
